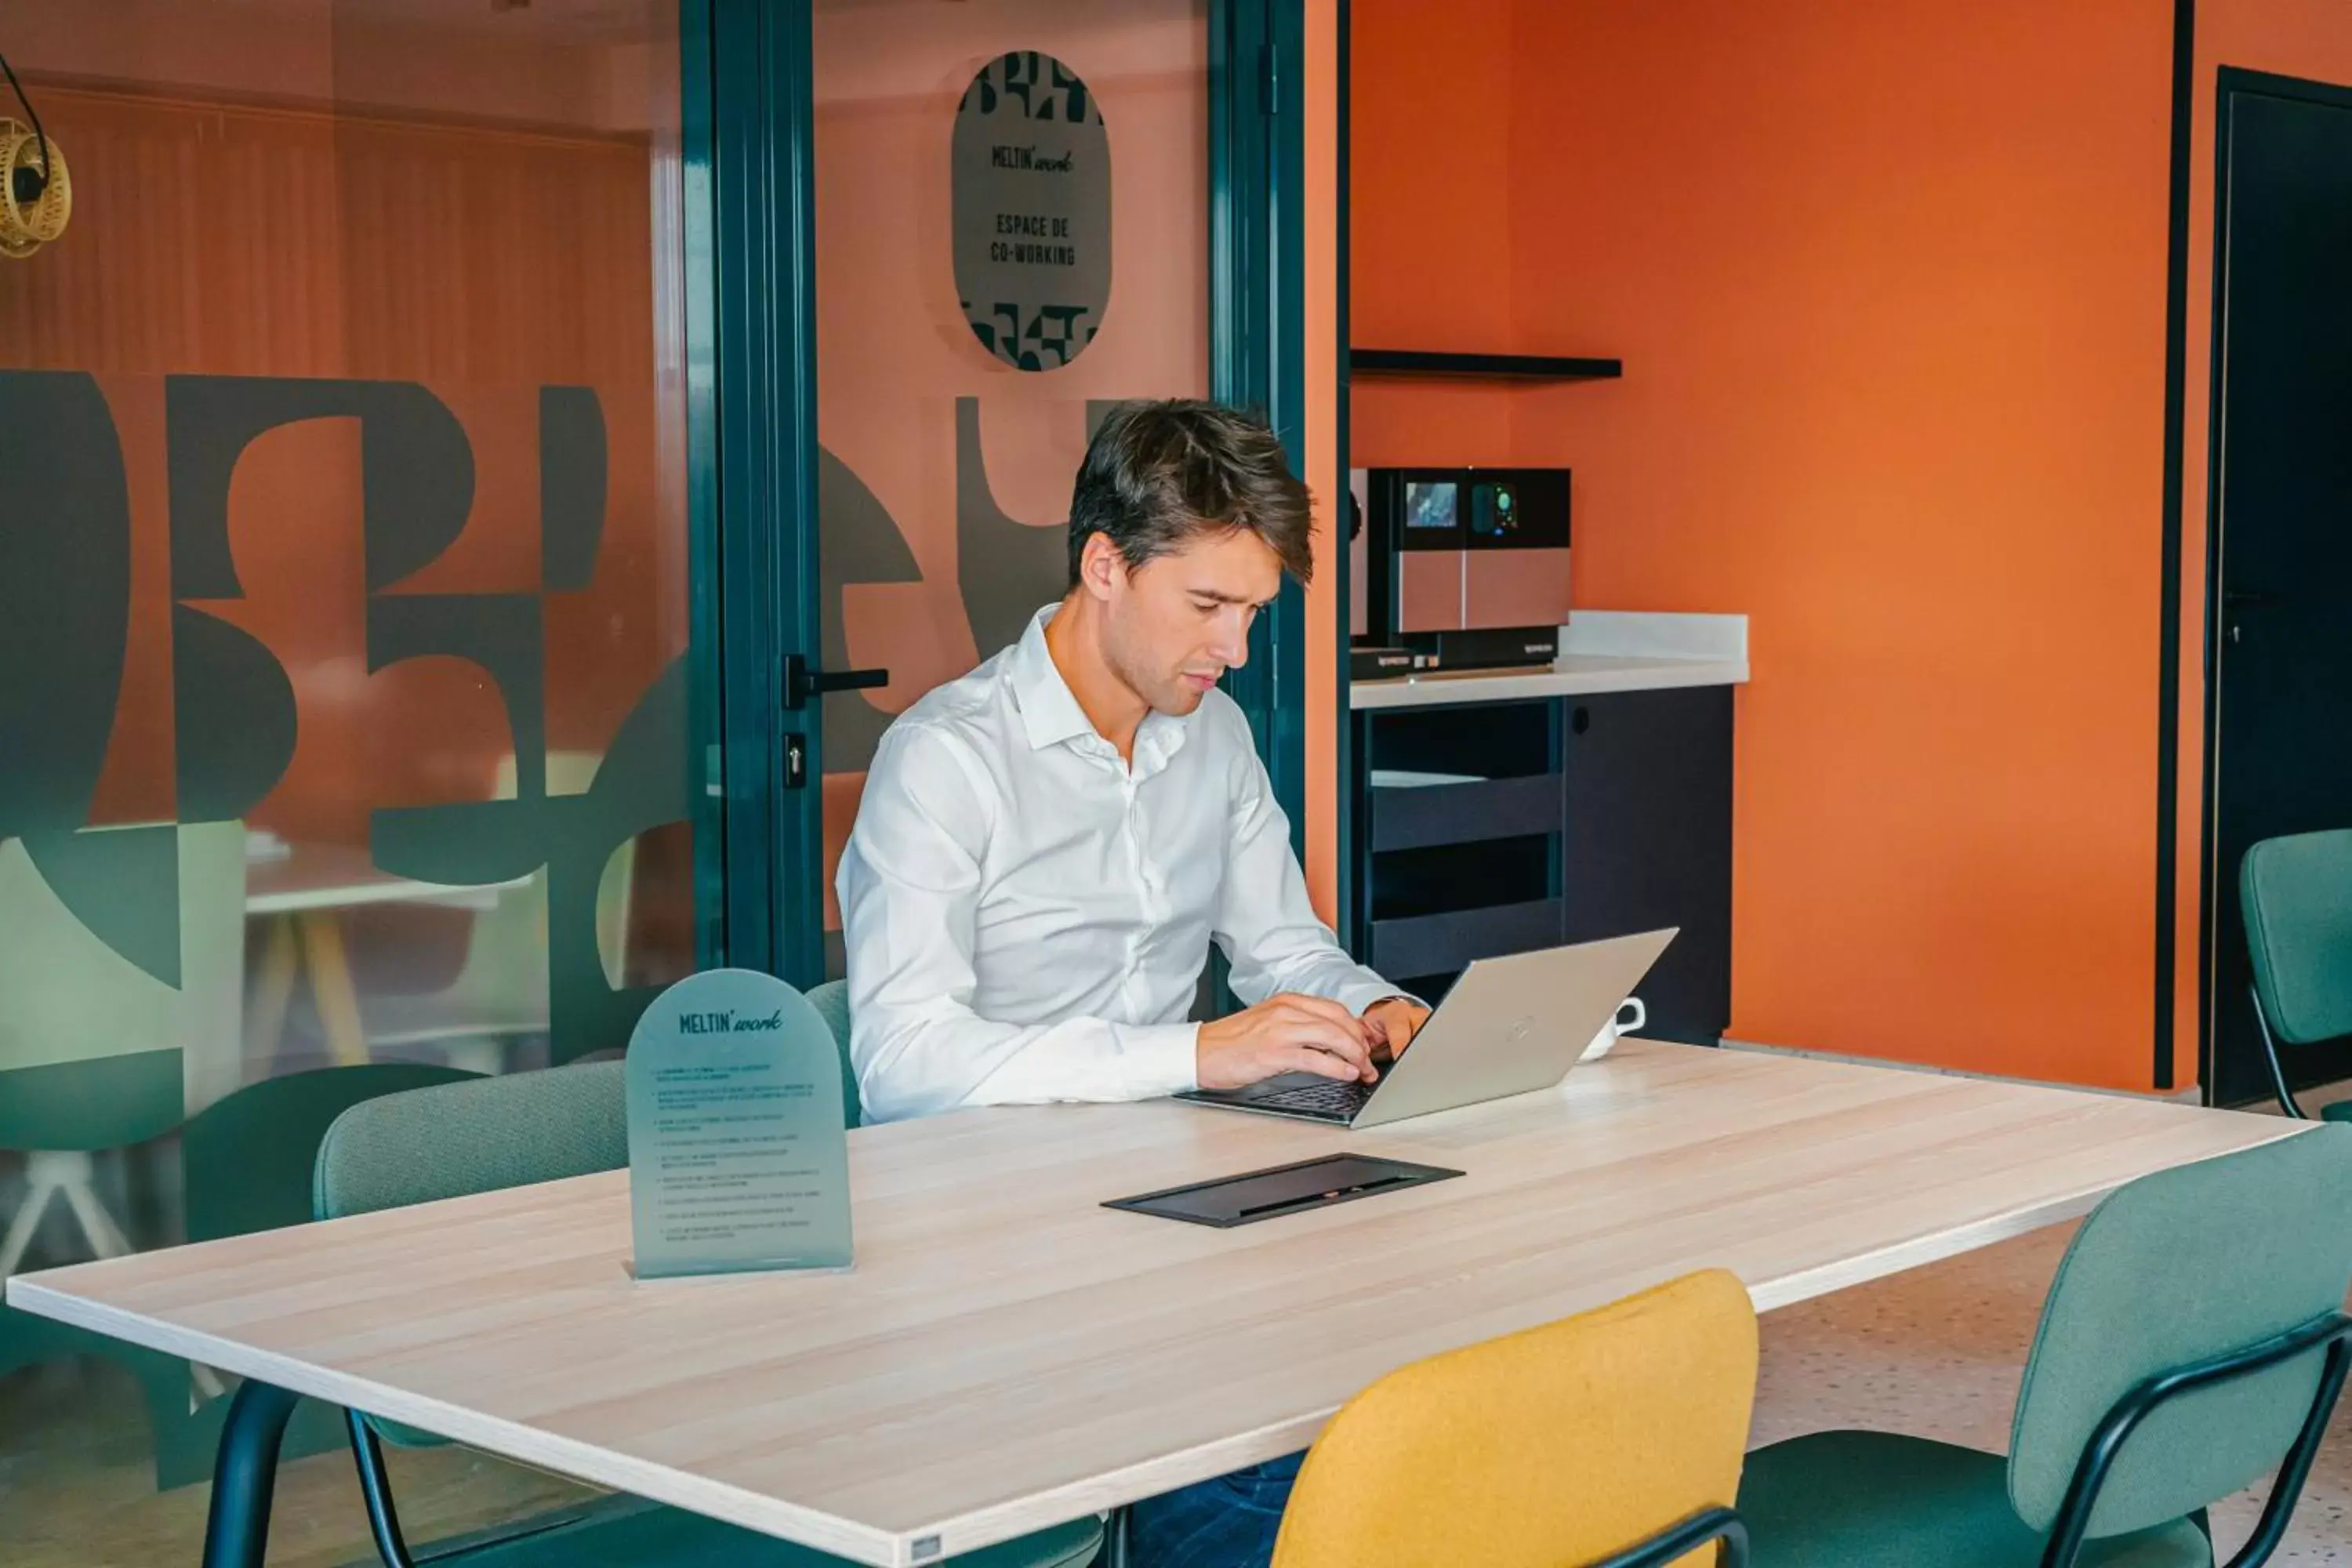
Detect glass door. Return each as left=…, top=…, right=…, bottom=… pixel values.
left=0, top=0, right=711, bottom=1552
left=794, top=0, right=1275, bottom=981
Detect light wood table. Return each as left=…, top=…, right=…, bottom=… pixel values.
left=5, top=1042, right=2303, bottom=1568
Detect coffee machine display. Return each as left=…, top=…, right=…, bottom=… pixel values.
left=1352, top=466, right=1572, bottom=674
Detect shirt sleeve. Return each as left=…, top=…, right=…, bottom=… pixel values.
left=1210, top=710, right=1406, bottom=1015
left=837, top=722, right=1200, bottom=1123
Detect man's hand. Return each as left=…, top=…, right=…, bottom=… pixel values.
left=1197, top=993, right=1379, bottom=1090
left=1362, top=996, right=1431, bottom=1062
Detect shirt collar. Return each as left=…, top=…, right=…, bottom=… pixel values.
left=1007, top=604, right=1195, bottom=774
left=1009, top=605, right=1099, bottom=752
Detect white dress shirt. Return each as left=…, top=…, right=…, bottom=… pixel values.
left=837, top=605, right=1400, bottom=1123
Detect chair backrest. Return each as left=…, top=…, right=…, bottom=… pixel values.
left=0, top=820, right=246, bottom=1147
left=2241, top=829, right=2352, bottom=1046
left=188, top=1064, right=480, bottom=1243
left=2007, top=1124, right=2352, bottom=1537
left=804, top=978, right=860, bottom=1129
left=1269, top=1269, right=1759, bottom=1568
left=314, top=1061, right=629, bottom=1221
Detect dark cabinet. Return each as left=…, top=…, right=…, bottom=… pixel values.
left=1351, top=685, right=1733, bottom=1044
left=1558, top=688, right=1733, bottom=1044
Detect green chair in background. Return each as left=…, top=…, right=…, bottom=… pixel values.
left=362, top=751, right=638, bottom=1073
left=0, top=820, right=249, bottom=1488
left=309, top=1054, right=1099, bottom=1568
left=0, top=820, right=245, bottom=1280
left=2240, top=829, right=2352, bottom=1122
left=185, top=1062, right=481, bottom=1244
left=0, top=821, right=245, bottom=1439
left=1738, top=1125, right=2352, bottom=1567
left=804, top=978, right=858, bottom=1127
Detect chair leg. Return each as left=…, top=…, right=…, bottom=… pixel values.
left=346, top=1409, right=421, bottom=1568
left=0, top=1166, right=62, bottom=1277
left=200, top=1379, right=301, bottom=1568
left=2252, top=986, right=2308, bottom=1120
left=2220, top=1341, right=2351, bottom=1568
left=55, top=1158, right=135, bottom=1258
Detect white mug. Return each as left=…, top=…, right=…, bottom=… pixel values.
left=1578, top=997, right=1646, bottom=1063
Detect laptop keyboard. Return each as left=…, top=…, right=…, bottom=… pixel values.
left=1251, top=1078, right=1378, bottom=1118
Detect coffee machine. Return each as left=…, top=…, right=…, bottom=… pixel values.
left=1350, top=466, right=1573, bottom=674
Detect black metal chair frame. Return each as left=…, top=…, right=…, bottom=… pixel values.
left=1588, top=1504, right=1749, bottom=1568
left=2250, top=982, right=2328, bottom=1120
left=1098, top=1487, right=1747, bottom=1568
left=2036, top=1309, right=2352, bottom=1568
left=349, top=1409, right=590, bottom=1566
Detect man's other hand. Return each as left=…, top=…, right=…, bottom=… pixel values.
left=1197, top=994, right=1377, bottom=1089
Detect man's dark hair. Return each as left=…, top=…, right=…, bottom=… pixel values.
left=1066, top=400, right=1315, bottom=589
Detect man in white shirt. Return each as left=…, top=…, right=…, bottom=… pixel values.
left=838, top=400, right=1426, bottom=1124
left=838, top=399, right=1428, bottom=1568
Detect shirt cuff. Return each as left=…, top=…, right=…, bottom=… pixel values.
left=1107, top=1020, right=1202, bottom=1098
left=1331, top=977, right=1422, bottom=1016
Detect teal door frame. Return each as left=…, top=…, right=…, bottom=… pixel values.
left=687, top=0, right=824, bottom=983
left=694, top=0, right=1312, bottom=985
left=1214, top=0, right=1313, bottom=855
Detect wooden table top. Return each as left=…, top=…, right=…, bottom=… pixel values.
left=244, top=843, right=526, bottom=916
left=6, top=1042, right=2299, bottom=1567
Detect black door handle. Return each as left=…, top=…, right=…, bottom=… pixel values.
left=782, top=653, right=889, bottom=711
left=2223, top=588, right=2278, bottom=608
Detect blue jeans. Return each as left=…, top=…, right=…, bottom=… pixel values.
left=1126, top=1454, right=1305, bottom=1568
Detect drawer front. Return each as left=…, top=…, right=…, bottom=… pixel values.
left=1370, top=774, right=1565, bottom=853
left=1370, top=898, right=1566, bottom=982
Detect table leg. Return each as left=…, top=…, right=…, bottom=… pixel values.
left=1104, top=1504, right=1131, bottom=1568
left=299, top=913, right=369, bottom=1067
left=199, top=1378, right=299, bottom=1568
left=248, top=916, right=299, bottom=1062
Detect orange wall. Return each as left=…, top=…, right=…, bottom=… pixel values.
left=2169, top=2, right=2352, bottom=1084
left=1356, top=0, right=2187, bottom=1086
left=1348, top=0, right=1518, bottom=468
left=1303, top=0, right=1341, bottom=919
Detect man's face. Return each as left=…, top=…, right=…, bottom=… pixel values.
left=1096, top=527, right=1283, bottom=717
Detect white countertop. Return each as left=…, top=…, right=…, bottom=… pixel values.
left=1352, top=611, right=1749, bottom=711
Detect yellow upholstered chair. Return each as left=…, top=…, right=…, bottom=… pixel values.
left=1271, top=1269, right=1759, bottom=1568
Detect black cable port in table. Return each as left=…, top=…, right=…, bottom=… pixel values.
left=1103, top=1153, right=1464, bottom=1228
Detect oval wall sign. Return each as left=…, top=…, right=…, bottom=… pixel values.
left=951, top=51, right=1112, bottom=372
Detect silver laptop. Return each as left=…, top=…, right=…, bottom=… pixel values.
left=1174, top=929, right=1676, bottom=1130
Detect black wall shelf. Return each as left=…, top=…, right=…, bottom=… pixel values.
left=1348, top=349, right=1623, bottom=381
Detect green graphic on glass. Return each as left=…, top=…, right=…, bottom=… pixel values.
left=626, top=968, right=852, bottom=1280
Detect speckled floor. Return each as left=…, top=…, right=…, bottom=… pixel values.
left=1755, top=1220, right=2352, bottom=1562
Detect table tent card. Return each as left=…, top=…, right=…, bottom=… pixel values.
left=626, top=968, right=851, bottom=1279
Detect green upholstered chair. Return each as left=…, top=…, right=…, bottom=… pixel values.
left=187, top=1062, right=482, bottom=1244
left=804, top=978, right=858, bottom=1127
left=1739, top=1126, right=2352, bottom=1568
left=310, top=1054, right=1098, bottom=1568
left=2240, top=829, right=2352, bottom=1122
